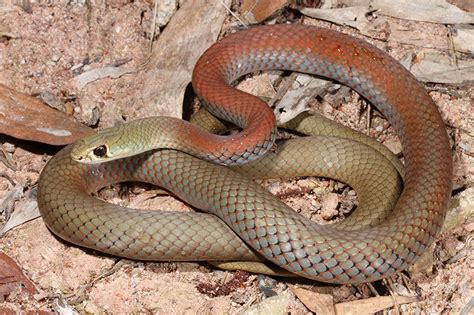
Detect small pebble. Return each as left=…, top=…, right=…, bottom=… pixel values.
left=2, top=143, right=16, bottom=153
left=321, top=193, right=339, bottom=220
left=384, top=137, right=403, bottom=155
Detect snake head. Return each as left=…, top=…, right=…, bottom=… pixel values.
left=70, top=124, right=142, bottom=164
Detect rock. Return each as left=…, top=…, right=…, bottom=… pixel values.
left=239, top=291, right=291, bottom=315
left=321, top=193, right=339, bottom=220
left=442, top=187, right=474, bottom=234
left=383, top=136, right=403, bottom=155
left=156, top=0, right=178, bottom=27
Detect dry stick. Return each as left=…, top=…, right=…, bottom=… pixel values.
left=366, top=102, right=372, bottom=136
left=218, top=0, right=249, bottom=27
left=149, top=0, right=159, bottom=51
left=401, top=273, right=416, bottom=295
left=447, top=26, right=459, bottom=69
left=367, top=282, right=380, bottom=297
left=384, top=278, right=402, bottom=315
left=221, top=270, right=230, bottom=286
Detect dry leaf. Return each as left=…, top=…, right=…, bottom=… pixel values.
left=340, top=0, right=474, bottom=24
left=0, top=84, right=93, bottom=145
left=0, top=186, right=22, bottom=218
left=241, top=0, right=290, bottom=23
left=0, top=252, right=38, bottom=299
left=290, top=285, right=336, bottom=314
left=409, top=51, right=474, bottom=84
left=274, top=74, right=334, bottom=124
left=300, top=6, right=450, bottom=50
left=448, top=0, right=474, bottom=12
left=1, top=200, right=40, bottom=236
left=452, top=27, right=474, bottom=54
left=335, top=295, right=419, bottom=314
left=139, top=0, right=231, bottom=118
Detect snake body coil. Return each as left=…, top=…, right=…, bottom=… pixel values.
left=38, top=25, right=452, bottom=284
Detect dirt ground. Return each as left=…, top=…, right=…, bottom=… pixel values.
left=0, top=1, right=473, bottom=314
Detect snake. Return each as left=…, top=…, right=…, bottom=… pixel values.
left=37, top=24, right=452, bottom=284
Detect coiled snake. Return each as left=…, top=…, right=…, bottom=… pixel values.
left=38, top=24, right=452, bottom=284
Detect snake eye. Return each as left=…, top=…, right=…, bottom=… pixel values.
left=93, top=145, right=107, bottom=157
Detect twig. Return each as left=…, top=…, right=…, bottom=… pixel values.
left=367, top=282, right=379, bottom=296
left=447, top=26, right=459, bottom=69
left=366, top=103, right=372, bottom=136
left=218, top=0, right=248, bottom=28
left=383, top=278, right=401, bottom=315
left=400, top=273, right=415, bottom=295
left=149, top=0, right=159, bottom=50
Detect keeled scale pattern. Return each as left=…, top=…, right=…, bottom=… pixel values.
left=38, top=24, right=452, bottom=284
